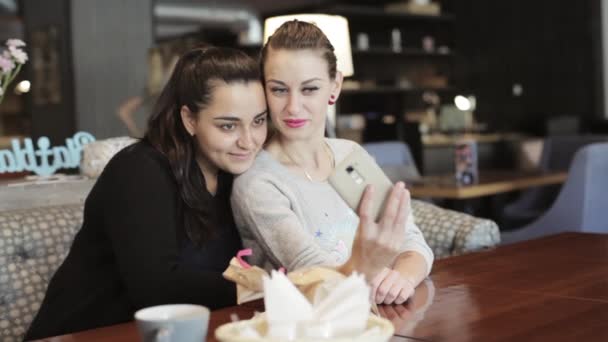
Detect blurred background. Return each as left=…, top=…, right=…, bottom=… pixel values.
left=1, top=1, right=607, bottom=224
left=1, top=0, right=606, bottom=142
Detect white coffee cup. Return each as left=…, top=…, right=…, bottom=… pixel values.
left=135, top=304, right=210, bottom=342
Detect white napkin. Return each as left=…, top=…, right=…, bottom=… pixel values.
left=263, top=270, right=371, bottom=339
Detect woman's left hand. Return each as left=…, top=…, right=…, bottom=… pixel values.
left=371, top=267, right=416, bottom=305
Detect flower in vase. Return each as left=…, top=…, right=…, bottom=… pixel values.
left=6, top=39, right=25, bottom=48
left=0, top=54, right=15, bottom=73
left=0, top=38, right=28, bottom=105
left=8, top=46, right=28, bottom=64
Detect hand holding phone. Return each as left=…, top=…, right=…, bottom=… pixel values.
left=330, top=147, right=411, bottom=281
left=329, top=147, right=394, bottom=221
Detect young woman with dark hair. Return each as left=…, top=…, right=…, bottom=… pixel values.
left=24, top=46, right=269, bottom=339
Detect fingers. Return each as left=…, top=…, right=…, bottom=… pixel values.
left=371, top=267, right=390, bottom=302
left=394, top=285, right=414, bottom=305
left=376, top=270, right=416, bottom=305
left=394, top=188, right=411, bottom=229
left=376, top=270, right=400, bottom=304
left=385, top=279, right=404, bottom=305
left=379, top=182, right=405, bottom=225
left=357, top=185, right=374, bottom=225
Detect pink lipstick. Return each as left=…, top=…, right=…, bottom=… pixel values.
left=284, top=119, right=307, bottom=128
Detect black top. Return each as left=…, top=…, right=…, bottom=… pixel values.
left=25, top=141, right=242, bottom=340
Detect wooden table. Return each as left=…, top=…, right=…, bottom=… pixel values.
left=397, top=232, right=608, bottom=341
left=408, top=170, right=568, bottom=199
left=32, top=303, right=263, bottom=342
left=33, top=233, right=608, bottom=342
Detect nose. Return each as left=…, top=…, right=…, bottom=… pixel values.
left=286, top=92, right=302, bottom=115
left=237, top=127, right=255, bottom=150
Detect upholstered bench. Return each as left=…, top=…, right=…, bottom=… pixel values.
left=0, top=178, right=93, bottom=341
left=0, top=192, right=499, bottom=341
left=412, top=200, right=500, bottom=259
left=0, top=204, right=84, bottom=341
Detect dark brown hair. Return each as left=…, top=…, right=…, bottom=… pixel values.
left=144, top=46, right=260, bottom=246
left=261, top=19, right=337, bottom=80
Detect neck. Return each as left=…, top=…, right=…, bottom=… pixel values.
left=269, top=135, right=335, bottom=182
left=195, top=154, right=219, bottom=195
left=276, top=136, right=327, bottom=167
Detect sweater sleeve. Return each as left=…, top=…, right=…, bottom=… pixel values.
left=402, top=210, right=435, bottom=276
left=231, top=174, right=340, bottom=271
left=101, top=151, right=235, bottom=310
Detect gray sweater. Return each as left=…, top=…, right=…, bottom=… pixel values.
left=231, top=138, right=434, bottom=274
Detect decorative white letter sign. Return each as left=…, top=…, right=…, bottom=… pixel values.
left=0, top=132, right=96, bottom=176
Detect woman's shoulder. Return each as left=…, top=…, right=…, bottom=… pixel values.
left=102, top=140, right=173, bottom=181
left=233, top=150, right=287, bottom=192
left=85, top=141, right=178, bottom=206
left=326, top=138, right=362, bottom=163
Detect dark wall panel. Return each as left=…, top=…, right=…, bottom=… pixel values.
left=22, top=0, right=75, bottom=144
left=454, top=0, right=602, bottom=134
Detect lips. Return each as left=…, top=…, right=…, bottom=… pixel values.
left=284, top=119, right=307, bottom=128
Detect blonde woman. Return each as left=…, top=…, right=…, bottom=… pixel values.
left=232, top=20, right=433, bottom=305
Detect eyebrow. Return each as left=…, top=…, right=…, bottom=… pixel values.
left=213, top=110, right=268, bottom=122
left=267, top=78, right=323, bottom=86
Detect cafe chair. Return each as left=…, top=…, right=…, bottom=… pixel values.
left=501, top=135, right=608, bottom=229
left=363, top=141, right=421, bottom=183
left=501, top=142, right=608, bottom=245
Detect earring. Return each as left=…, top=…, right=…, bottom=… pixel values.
left=328, top=95, right=336, bottom=105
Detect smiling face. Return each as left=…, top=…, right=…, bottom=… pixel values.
left=263, top=47, right=342, bottom=142
left=181, top=80, right=268, bottom=175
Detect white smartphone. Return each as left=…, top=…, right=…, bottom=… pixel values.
left=329, top=147, right=394, bottom=221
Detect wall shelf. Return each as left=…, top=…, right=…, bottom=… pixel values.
left=324, top=5, right=455, bottom=23
left=352, top=48, right=453, bottom=58
left=341, top=86, right=454, bottom=95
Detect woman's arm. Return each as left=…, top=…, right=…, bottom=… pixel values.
left=371, top=251, right=429, bottom=305
left=337, top=182, right=412, bottom=281
left=102, top=151, right=235, bottom=310
left=370, top=191, right=434, bottom=305
left=232, top=160, right=428, bottom=291
left=231, top=174, right=340, bottom=271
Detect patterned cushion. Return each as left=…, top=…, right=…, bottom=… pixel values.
left=412, top=200, right=500, bottom=259
left=0, top=263, right=46, bottom=342
left=0, top=198, right=498, bottom=341
left=0, top=205, right=83, bottom=341
left=80, top=136, right=136, bottom=178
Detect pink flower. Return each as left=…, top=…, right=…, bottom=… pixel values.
left=0, top=54, right=15, bottom=73
left=6, top=39, right=25, bottom=48
left=8, top=46, right=27, bottom=64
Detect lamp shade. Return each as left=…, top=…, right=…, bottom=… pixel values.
left=263, top=14, right=354, bottom=77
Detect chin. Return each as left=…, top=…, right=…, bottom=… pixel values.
left=278, top=128, right=313, bottom=140
left=225, top=163, right=253, bottom=175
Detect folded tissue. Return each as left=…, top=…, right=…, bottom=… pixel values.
left=266, top=270, right=372, bottom=338
left=216, top=270, right=394, bottom=341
